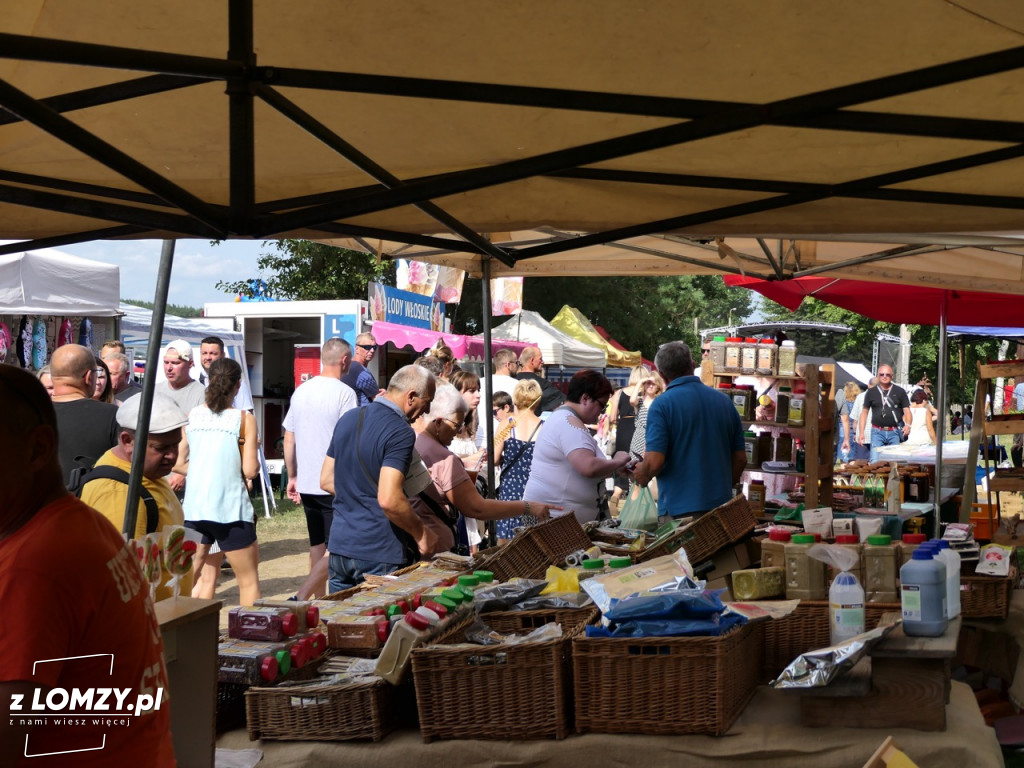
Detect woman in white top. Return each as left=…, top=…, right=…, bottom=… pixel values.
left=182, top=357, right=262, bottom=605
left=906, top=388, right=938, bottom=446
left=523, top=370, right=632, bottom=523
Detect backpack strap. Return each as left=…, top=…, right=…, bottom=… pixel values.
left=80, top=465, right=161, bottom=535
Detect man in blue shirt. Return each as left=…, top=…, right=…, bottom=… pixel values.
left=321, top=365, right=438, bottom=591
left=634, top=341, right=746, bottom=520
left=342, top=332, right=381, bottom=406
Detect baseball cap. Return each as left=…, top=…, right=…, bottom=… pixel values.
left=117, top=394, right=189, bottom=434
left=163, top=339, right=193, bottom=361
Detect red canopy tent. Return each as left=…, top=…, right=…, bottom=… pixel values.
left=723, top=275, right=1024, bottom=328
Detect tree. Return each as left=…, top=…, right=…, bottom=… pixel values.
left=215, top=240, right=394, bottom=300
left=122, top=298, right=202, bottom=318
left=447, top=275, right=753, bottom=360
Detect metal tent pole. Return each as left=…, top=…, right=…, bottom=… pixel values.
left=122, top=238, right=175, bottom=537
left=934, top=291, right=948, bottom=539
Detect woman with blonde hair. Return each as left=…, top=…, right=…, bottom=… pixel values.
left=426, top=339, right=455, bottom=381
left=629, top=369, right=665, bottom=459
left=494, top=379, right=545, bottom=543
left=607, top=365, right=652, bottom=505
left=837, top=380, right=861, bottom=461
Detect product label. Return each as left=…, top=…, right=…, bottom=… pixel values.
left=901, top=584, right=922, bottom=621
left=831, top=602, right=865, bottom=630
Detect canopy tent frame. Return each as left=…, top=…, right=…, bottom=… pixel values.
left=4, top=3, right=1024, bottom=280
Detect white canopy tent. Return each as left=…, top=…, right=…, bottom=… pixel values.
left=0, top=247, right=119, bottom=316
left=490, top=310, right=607, bottom=368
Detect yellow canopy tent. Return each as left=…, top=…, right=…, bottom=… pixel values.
left=550, top=305, right=641, bottom=368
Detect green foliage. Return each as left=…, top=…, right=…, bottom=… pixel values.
left=215, top=240, right=394, bottom=300
left=122, top=298, right=202, bottom=317
left=757, top=295, right=1005, bottom=404
left=448, top=274, right=753, bottom=360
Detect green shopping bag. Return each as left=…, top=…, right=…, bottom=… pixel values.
left=619, top=483, right=660, bottom=532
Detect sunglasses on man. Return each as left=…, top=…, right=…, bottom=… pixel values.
left=357, top=343, right=378, bottom=351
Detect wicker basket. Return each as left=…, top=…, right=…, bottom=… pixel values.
left=639, top=512, right=731, bottom=565
left=216, top=682, right=249, bottom=734
left=411, top=607, right=598, bottom=742
left=572, top=622, right=762, bottom=736
left=477, top=515, right=592, bottom=580
left=712, top=494, right=758, bottom=542
left=960, top=569, right=1015, bottom=619
left=245, top=677, right=395, bottom=742
left=761, top=600, right=901, bottom=679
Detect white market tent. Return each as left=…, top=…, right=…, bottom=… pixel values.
left=490, top=310, right=606, bottom=368
left=0, top=247, right=119, bottom=316
left=119, top=301, right=240, bottom=348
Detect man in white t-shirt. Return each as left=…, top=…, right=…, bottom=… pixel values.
left=475, top=348, right=522, bottom=447
left=283, top=337, right=357, bottom=599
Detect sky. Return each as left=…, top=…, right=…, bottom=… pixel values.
left=55, top=239, right=267, bottom=310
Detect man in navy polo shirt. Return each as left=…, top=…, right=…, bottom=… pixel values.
left=633, top=341, right=746, bottom=521
left=321, top=365, right=438, bottom=591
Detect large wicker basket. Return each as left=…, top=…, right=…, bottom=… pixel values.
left=477, top=514, right=591, bottom=580
left=712, top=494, right=758, bottom=541
left=245, top=677, right=395, bottom=742
left=960, top=568, right=1015, bottom=619
left=761, top=600, right=901, bottom=679
left=411, top=606, right=598, bottom=742
left=638, top=511, right=730, bottom=565
left=572, top=622, right=762, bottom=736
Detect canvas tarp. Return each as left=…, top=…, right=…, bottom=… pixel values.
left=490, top=311, right=607, bottom=368
left=0, top=247, right=119, bottom=316
left=550, top=305, right=641, bottom=368
left=4, top=2, right=1024, bottom=294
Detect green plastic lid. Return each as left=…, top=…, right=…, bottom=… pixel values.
left=432, top=596, right=457, bottom=611
left=744, top=431, right=755, bottom=438
left=608, top=557, right=632, bottom=569
left=778, top=386, right=791, bottom=392
left=582, top=559, right=605, bottom=570
left=275, top=649, right=291, bottom=677
left=713, top=336, right=726, bottom=342
left=441, top=587, right=465, bottom=605
left=385, top=604, right=404, bottom=618
left=457, top=585, right=476, bottom=601
left=867, top=534, right=893, bottom=546
left=473, top=570, right=494, bottom=583
left=457, top=574, right=480, bottom=588
left=790, top=534, right=816, bottom=544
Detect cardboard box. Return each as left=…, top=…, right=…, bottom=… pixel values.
left=705, top=543, right=752, bottom=582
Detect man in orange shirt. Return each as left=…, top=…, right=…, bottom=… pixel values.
left=0, top=366, right=175, bottom=767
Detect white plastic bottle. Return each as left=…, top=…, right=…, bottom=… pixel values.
left=829, top=571, right=866, bottom=644
left=933, top=540, right=961, bottom=619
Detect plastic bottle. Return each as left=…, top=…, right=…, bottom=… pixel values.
left=788, top=381, right=806, bottom=427
left=794, top=440, right=806, bottom=472
left=724, top=337, right=743, bottom=374
left=784, top=533, right=827, bottom=600
left=933, top=539, right=961, bottom=618
left=747, top=479, right=766, bottom=512
left=741, top=337, right=758, bottom=375
left=775, top=387, right=791, bottom=424
left=761, top=528, right=792, bottom=568
left=900, top=548, right=948, bottom=637
left=375, top=610, right=433, bottom=685
left=863, top=534, right=899, bottom=603
left=778, top=340, right=798, bottom=377
left=829, top=571, right=866, bottom=644
left=831, top=534, right=864, bottom=586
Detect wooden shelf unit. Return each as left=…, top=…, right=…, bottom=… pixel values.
left=960, top=359, right=1024, bottom=527
left=703, top=361, right=835, bottom=509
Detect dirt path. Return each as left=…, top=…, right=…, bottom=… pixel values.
left=211, top=507, right=311, bottom=630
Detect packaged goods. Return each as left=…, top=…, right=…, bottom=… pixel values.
left=775, top=388, right=791, bottom=425
left=741, top=338, right=758, bottom=375
left=761, top=528, right=792, bottom=568
left=710, top=336, right=727, bottom=372
left=218, top=641, right=289, bottom=684
left=784, top=533, right=826, bottom=600
left=254, top=599, right=320, bottom=633
left=375, top=611, right=432, bottom=685
left=756, top=338, right=777, bottom=375
left=788, top=381, right=806, bottom=427
left=747, top=479, right=766, bottom=512
left=830, top=535, right=863, bottom=586
left=900, top=533, right=927, bottom=566
left=810, top=544, right=866, bottom=645
left=327, top=614, right=391, bottom=650
left=228, top=606, right=299, bottom=642
left=863, top=534, right=899, bottom=603
left=777, top=340, right=797, bottom=377
left=900, top=548, right=948, bottom=637
left=732, top=567, right=785, bottom=600
left=723, top=337, right=743, bottom=374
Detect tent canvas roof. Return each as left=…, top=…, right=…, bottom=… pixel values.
left=0, top=247, right=119, bottom=317
left=4, top=2, right=1024, bottom=294
left=550, top=305, right=641, bottom=368
left=490, top=311, right=607, bottom=368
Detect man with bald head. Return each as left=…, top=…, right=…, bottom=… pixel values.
left=50, top=343, right=119, bottom=487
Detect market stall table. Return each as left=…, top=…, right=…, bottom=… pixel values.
left=874, top=441, right=970, bottom=464
left=216, top=680, right=999, bottom=768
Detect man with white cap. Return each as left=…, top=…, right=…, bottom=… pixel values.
left=156, top=339, right=205, bottom=494
left=79, top=393, right=194, bottom=600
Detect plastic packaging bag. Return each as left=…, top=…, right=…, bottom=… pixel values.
left=585, top=611, right=745, bottom=638
left=580, top=551, right=695, bottom=615
left=514, top=592, right=593, bottom=611
left=605, top=589, right=725, bottom=623
left=539, top=565, right=580, bottom=595
left=472, top=578, right=548, bottom=612
left=463, top=619, right=563, bottom=646
left=619, top=484, right=659, bottom=532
